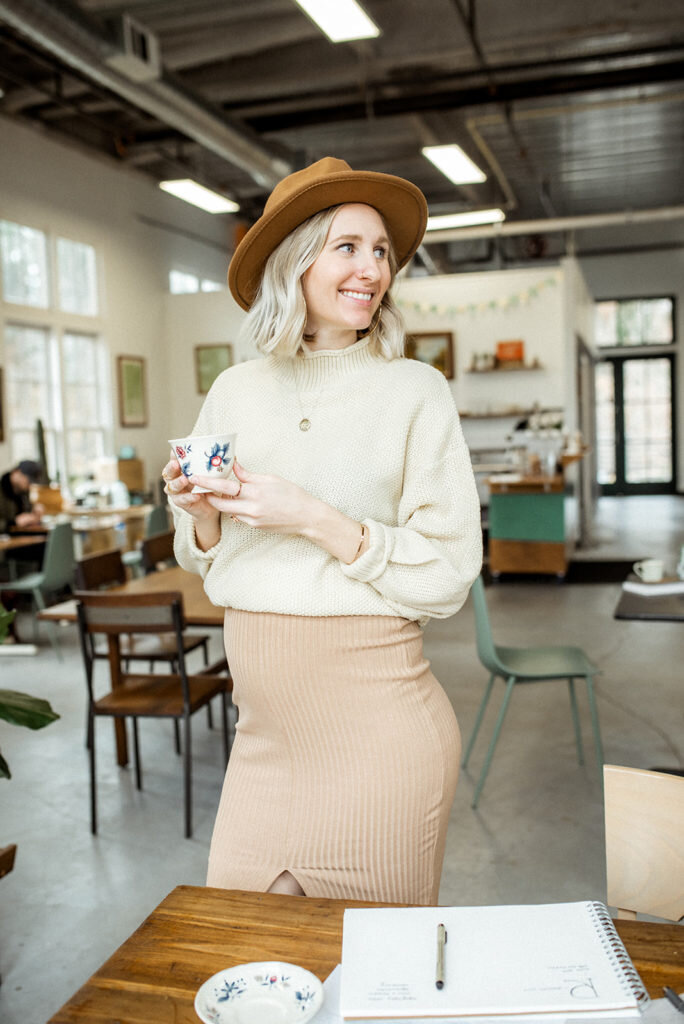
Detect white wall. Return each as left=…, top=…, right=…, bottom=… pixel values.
left=396, top=265, right=568, bottom=451
left=0, top=115, right=233, bottom=492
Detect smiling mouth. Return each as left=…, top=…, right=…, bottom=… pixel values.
left=340, top=289, right=374, bottom=303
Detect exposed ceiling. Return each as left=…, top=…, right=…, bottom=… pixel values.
left=1, top=0, right=684, bottom=272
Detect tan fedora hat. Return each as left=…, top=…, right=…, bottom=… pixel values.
left=228, top=156, right=428, bottom=311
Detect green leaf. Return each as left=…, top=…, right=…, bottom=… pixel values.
left=0, top=750, right=10, bottom=779
left=0, top=690, right=60, bottom=730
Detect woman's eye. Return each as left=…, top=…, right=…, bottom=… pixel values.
left=374, top=246, right=388, bottom=259
left=338, top=243, right=354, bottom=253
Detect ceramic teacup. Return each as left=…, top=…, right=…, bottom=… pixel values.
left=168, top=433, right=237, bottom=493
left=633, top=558, right=664, bottom=583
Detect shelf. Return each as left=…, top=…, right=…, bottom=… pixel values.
left=467, top=364, right=544, bottom=374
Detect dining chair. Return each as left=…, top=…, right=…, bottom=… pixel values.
left=604, top=764, right=684, bottom=921
left=122, top=503, right=170, bottom=577
left=75, top=547, right=210, bottom=669
left=462, top=575, right=604, bottom=807
left=76, top=590, right=232, bottom=838
left=141, top=531, right=176, bottom=574
left=0, top=521, right=75, bottom=658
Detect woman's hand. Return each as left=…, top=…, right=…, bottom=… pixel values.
left=188, top=460, right=313, bottom=535
left=188, top=460, right=367, bottom=564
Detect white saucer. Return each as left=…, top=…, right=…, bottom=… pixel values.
left=194, top=961, right=324, bottom=1024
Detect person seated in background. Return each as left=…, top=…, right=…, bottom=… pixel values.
left=0, top=460, right=45, bottom=533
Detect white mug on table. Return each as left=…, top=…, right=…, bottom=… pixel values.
left=633, top=558, right=664, bottom=583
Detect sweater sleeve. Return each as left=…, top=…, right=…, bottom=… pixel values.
left=339, top=375, right=482, bottom=621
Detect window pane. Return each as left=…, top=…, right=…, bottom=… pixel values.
left=67, top=429, right=105, bottom=479
left=596, top=296, right=673, bottom=348
left=0, top=220, right=49, bottom=307
left=170, top=270, right=199, bottom=293
left=62, top=332, right=104, bottom=427
left=57, top=238, right=98, bottom=315
left=623, top=358, right=672, bottom=483
left=4, top=324, right=51, bottom=430
left=594, top=362, right=616, bottom=485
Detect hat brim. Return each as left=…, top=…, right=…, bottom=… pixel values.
left=228, top=169, right=427, bottom=311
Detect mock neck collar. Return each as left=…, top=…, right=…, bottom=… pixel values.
left=269, top=336, right=378, bottom=388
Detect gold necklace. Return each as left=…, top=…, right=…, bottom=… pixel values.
left=294, top=379, right=327, bottom=431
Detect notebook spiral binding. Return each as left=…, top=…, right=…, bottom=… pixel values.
left=588, top=901, right=651, bottom=1008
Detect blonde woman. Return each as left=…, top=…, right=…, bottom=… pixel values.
left=164, top=157, right=482, bottom=905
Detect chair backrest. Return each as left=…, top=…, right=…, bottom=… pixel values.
left=604, top=764, right=684, bottom=921
left=141, top=531, right=175, bottom=574
left=75, top=548, right=127, bottom=591
left=470, top=575, right=508, bottom=676
left=146, top=503, right=170, bottom=538
left=41, top=521, right=76, bottom=592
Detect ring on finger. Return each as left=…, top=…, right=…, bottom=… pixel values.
left=232, top=482, right=242, bottom=499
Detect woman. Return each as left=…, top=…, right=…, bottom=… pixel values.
left=164, top=157, right=482, bottom=905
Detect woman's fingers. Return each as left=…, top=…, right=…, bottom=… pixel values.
left=189, top=473, right=242, bottom=498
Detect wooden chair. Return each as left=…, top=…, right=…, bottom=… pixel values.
left=76, top=591, right=232, bottom=838
left=76, top=548, right=210, bottom=668
left=141, top=531, right=176, bottom=574
left=604, top=764, right=684, bottom=921
left=122, top=503, right=169, bottom=576
left=462, top=575, right=604, bottom=807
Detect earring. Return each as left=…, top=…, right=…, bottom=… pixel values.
left=368, top=305, right=383, bottom=335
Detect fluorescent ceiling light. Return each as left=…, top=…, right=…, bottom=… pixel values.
left=159, top=179, right=239, bottom=214
left=293, top=0, right=380, bottom=42
left=422, top=144, right=486, bottom=185
left=426, top=209, right=506, bottom=230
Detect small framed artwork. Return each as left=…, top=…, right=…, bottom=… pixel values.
left=405, top=332, right=455, bottom=379
left=195, top=344, right=234, bottom=394
left=117, top=355, right=147, bottom=427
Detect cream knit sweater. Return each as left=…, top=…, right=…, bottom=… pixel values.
left=172, top=336, right=482, bottom=624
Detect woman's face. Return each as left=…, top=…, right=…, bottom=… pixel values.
left=301, top=203, right=392, bottom=337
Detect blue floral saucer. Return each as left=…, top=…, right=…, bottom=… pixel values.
left=194, top=961, right=324, bottom=1024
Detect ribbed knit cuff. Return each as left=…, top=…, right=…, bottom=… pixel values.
left=339, top=518, right=392, bottom=583
left=178, top=509, right=225, bottom=562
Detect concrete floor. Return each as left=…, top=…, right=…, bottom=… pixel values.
left=1, top=495, right=682, bottom=1024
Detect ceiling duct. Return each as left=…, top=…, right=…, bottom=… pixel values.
left=0, top=0, right=291, bottom=190
left=105, top=13, right=161, bottom=84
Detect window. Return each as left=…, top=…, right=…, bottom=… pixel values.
left=57, top=238, right=98, bottom=315
left=1, top=221, right=111, bottom=483
left=595, top=297, right=674, bottom=348
left=0, top=220, right=49, bottom=308
left=169, top=270, right=225, bottom=293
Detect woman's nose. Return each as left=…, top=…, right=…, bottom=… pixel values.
left=357, top=254, right=380, bottom=280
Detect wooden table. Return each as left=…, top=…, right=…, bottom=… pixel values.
left=38, top=565, right=224, bottom=628
left=0, top=533, right=47, bottom=553
left=47, top=886, right=684, bottom=1023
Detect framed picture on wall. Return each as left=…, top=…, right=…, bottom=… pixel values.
left=117, top=355, right=147, bottom=427
left=195, top=344, right=234, bottom=394
left=405, top=332, right=455, bottom=379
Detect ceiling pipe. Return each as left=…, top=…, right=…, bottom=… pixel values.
left=423, top=205, right=684, bottom=243
left=0, top=0, right=291, bottom=190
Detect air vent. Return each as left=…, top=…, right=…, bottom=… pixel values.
left=105, top=14, right=161, bottom=83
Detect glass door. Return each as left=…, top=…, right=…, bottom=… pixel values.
left=595, top=354, right=676, bottom=494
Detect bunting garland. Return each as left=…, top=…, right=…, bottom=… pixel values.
left=397, top=275, right=557, bottom=319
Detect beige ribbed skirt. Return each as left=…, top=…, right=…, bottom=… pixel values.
left=206, top=611, right=461, bottom=905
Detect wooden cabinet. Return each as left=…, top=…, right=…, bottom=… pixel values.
left=487, top=475, right=568, bottom=577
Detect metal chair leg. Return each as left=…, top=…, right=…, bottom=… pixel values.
left=472, top=675, right=517, bottom=808
left=462, top=673, right=496, bottom=769
left=585, top=675, right=604, bottom=772
left=132, top=718, right=142, bottom=790
left=89, top=711, right=97, bottom=835
left=183, top=715, right=192, bottom=838
left=173, top=720, right=181, bottom=754
left=567, top=678, right=584, bottom=765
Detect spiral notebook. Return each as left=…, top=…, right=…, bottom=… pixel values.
left=341, top=901, right=649, bottom=1021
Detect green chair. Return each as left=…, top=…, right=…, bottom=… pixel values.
left=0, top=521, right=75, bottom=659
left=122, top=503, right=169, bottom=576
left=462, top=575, right=604, bottom=808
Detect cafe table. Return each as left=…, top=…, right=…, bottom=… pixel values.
left=614, top=575, right=684, bottom=623
left=47, top=886, right=684, bottom=1023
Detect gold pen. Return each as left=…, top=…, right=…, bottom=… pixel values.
left=436, top=923, right=447, bottom=990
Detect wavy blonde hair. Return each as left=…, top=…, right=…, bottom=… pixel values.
left=239, top=205, right=407, bottom=360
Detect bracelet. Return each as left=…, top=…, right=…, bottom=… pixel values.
left=352, top=523, right=367, bottom=563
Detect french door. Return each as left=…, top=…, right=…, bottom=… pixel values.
left=595, top=353, right=676, bottom=495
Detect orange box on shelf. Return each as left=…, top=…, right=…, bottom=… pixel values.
left=496, top=340, right=525, bottom=363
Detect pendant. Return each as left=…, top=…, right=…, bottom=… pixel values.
left=299, top=418, right=311, bottom=431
